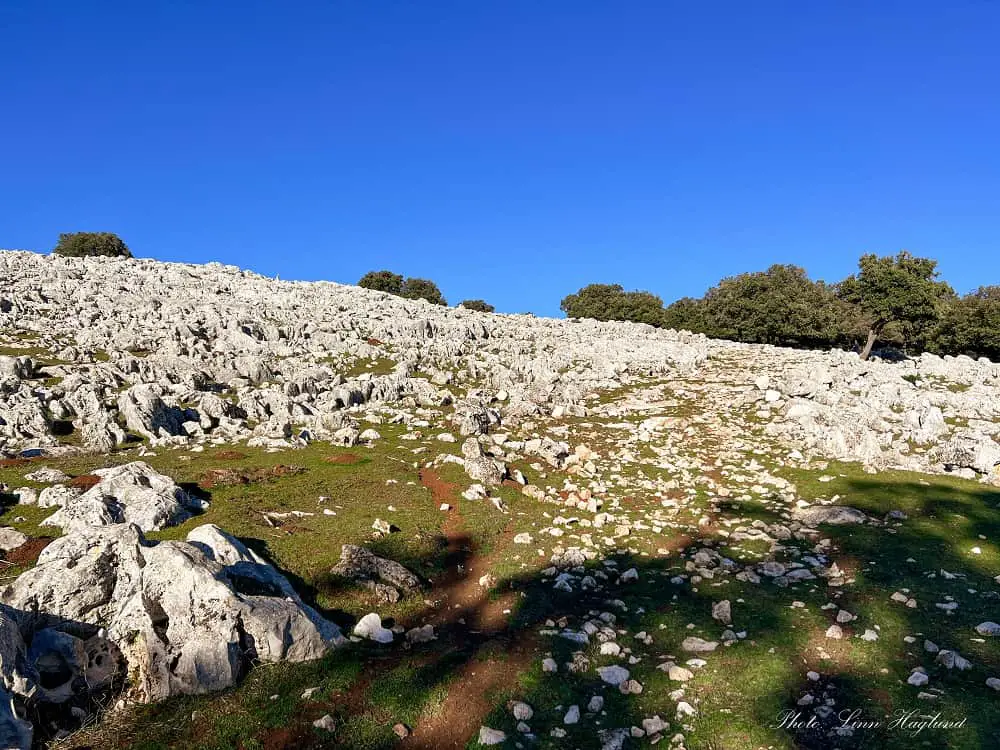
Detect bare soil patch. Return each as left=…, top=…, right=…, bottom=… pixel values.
left=322, top=453, right=361, bottom=465
left=401, top=647, right=534, bottom=750
left=4, top=537, right=54, bottom=567
left=68, top=474, right=101, bottom=490
left=198, top=464, right=305, bottom=489
left=214, top=449, right=248, bottom=460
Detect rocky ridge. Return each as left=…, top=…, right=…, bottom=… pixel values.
left=1, top=251, right=999, bottom=748
left=1, top=251, right=997, bottom=486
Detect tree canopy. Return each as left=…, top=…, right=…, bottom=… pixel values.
left=358, top=270, right=404, bottom=295
left=930, top=286, right=1000, bottom=361
left=460, top=299, right=495, bottom=313
left=52, top=232, right=132, bottom=258
left=838, top=251, right=951, bottom=359
left=400, top=277, right=447, bottom=306
left=699, top=264, right=849, bottom=348
left=567, top=251, right=997, bottom=362
left=358, top=271, right=448, bottom=305
left=560, top=284, right=666, bottom=326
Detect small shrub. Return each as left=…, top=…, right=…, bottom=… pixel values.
left=358, top=270, right=404, bottom=295
left=52, top=232, right=132, bottom=258
left=459, top=299, right=495, bottom=313
left=357, top=271, right=446, bottom=305
left=401, top=278, right=446, bottom=306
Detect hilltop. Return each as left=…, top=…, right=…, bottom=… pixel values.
left=0, top=250, right=998, bottom=750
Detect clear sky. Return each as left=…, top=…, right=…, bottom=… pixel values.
left=2, top=1, right=998, bottom=315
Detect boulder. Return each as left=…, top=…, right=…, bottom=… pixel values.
left=2, top=523, right=344, bottom=704
left=41, top=461, right=205, bottom=532
left=331, top=544, right=421, bottom=603
left=791, top=505, right=867, bottom=526
left=461, top=438, right=505, bottom=486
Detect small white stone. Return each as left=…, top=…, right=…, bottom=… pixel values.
left=598, top=665, right=630, bottom=685
left=676, top=701, right=697, bottom=718
left=478, top=726, right=507, bottom=745
left=511, top=701, right=533, bottom=721
left=353, top=612, right=393, bottom=643
left=975, top=621, right=1000, bottom=637
left=908, top=670, right=929, bottom=687
left=313, top=714, right=336, bottom=732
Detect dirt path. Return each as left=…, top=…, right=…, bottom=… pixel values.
left=396, top=469, right=532, bottom=747
left=417, top=468, right=518, bottom=633
left=400, top=642, right=535, bottom=750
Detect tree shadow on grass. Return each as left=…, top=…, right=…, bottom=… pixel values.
left=61, top=476, right=1000, bottom=750
left=759, top=477, right=1000, bottom=750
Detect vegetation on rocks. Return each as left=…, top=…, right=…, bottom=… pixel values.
left=459, top=299, right=495, bottom=313
left=358, top=270, right=448, bottom=306
left=571, top=252, right=998, bottom=362
left=52, top=232, right=132, bottom=258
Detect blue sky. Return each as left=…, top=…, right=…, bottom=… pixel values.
left=2, top=1, right=998, bottom=315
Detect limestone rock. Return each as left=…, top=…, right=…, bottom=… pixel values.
left=41, top=462, right=204, bottom=533
left=1, top=523, right=344, bottom=704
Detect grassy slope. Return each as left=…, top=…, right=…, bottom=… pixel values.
left=1, top=383, right=998, bottom=749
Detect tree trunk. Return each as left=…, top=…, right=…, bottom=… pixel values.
left=860, top=328, right=878, bottom=360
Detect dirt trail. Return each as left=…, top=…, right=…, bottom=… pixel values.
left=393, top=469, right=531, bottom=747
left=400, top=643, right=535, bottom=750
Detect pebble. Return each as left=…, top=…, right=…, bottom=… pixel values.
left=907, top=670, right=929, bottom=687
left=313, top=714, right=336, bottom=732
left=478, top=726, right=507, bottom=745
left=512, top=701, right=533, bottom=721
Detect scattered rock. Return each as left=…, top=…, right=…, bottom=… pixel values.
left=478, top=726, right=507, bottom=745
left=313, top=714, right=336, bottom=732
left=353, top=613, right=393, bottom=644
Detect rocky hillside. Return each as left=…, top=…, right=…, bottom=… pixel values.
left=2, top=252, right=997, bottom=484
left=1, top=251, right=998, bottom=750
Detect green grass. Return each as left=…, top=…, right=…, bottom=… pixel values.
left=8, top=371, right=997, bottom=750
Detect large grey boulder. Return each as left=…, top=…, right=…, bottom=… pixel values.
left=2, top=523, right=344, bottom=704
left=905, top=403, right=948, bottom=444
left=117, top=384, right=192, bottom=441
left=0, top=608, right=33, bottom=750
left=187, top=523, right=266, bottom=566
left=41, top=461, right=205, bottom=532
left=331, top=544, right=421, bottom=603
left=0, top=529, right=27, bottom=553
left=935, top=433, right=1000, bottom=477
left=37, top=484, right=82, bottom=509
left=0, top=357, right=32, bottom=381
left=461, top=438, right=505, bottom=486
left=66, top=384, right=127, bottom=451
left=24, top=626, right=121, bottom=705
left=453, top=403, right=501, bottom=436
